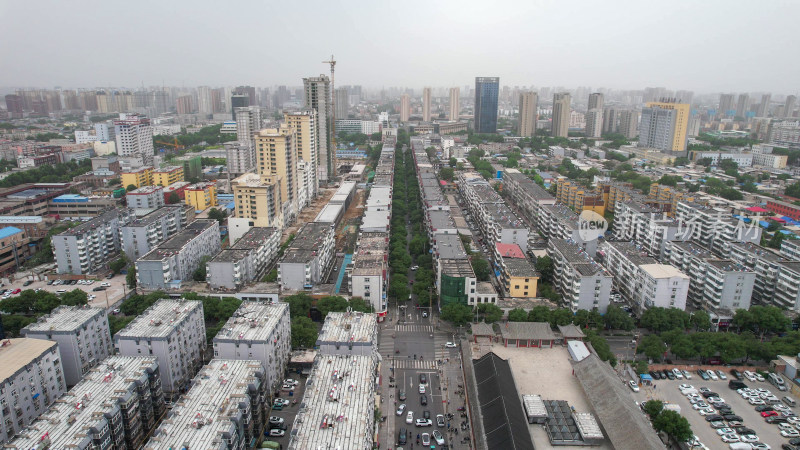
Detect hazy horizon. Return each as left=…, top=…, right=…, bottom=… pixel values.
left=2, top=0, right=798, bottom=94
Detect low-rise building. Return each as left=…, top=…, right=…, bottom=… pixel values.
left=162, top=180, right=190, bottom=203
left=52, top=208, right=132, bottom=275
left=135, top=219, right=221, bottom=290
left=126, top=185, right=165, bottom=210
left=288, top=354, right=377, bottom=450
left=438, top=258, right=477, bottom=307
left=21, top=306, right=112, bottom=387
left=0, top=227, right=33, bottom=276
left=278, top=222, right=335, bottom=291
left=6, top=356, right=163, bottom=450
left=114, top=299, right=206, bottom=394
left=316, top=311, right=378, bottom=356
left=206, top=227, right=280, bottom=290
left=120, top=204, right=193, bottom=260
left=184, top=181, right=217, bottom=211
left=494, top=243, right=539, bottom=298
left=120, top=166, right=153, bottom=189
left=143, top=359, right=267, bottom=449
left=212, top=302, right=290, bottom=393
left=151, top=165, right=184, bottom=187
left=0, top=339, right=66, bottom=443
left=349, top=232, right=388, bottom=313
left=548, top=239, right=613, bottom=313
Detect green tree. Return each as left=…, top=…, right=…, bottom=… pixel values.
left=441, top=303, right=473, bottom=326
left=126, top=266, right=137, bottom=288
left=348, top=297, right=374, bottom=313
left=284, top=293, right=313, bottom=318
left=291, top=316, right=318, bottom=349
left=192, top=256, right=212, bottom=281
left=126, top=184, right=137, bottom=192
left=689, top=310, right=711, bottom=331
left=316, top=296, right=350, bottom=317
left=767, top=232, right=786, bottom=249
left=534, top=256, right=554, bottom=283
left=476, top=304, right=503, bottom=323
left=733, top=305, right=791, bottom=338
left=652, top=410, right=693, bottom=442
left=449, top=157, right=457, bottom=167
left=673, top=157, right=689, bottom=166
left=110, top=258, right=127, bottom=275
left=549, top=308, right=573, bottom=327
left=603, top=305, right=635, bottom=331
left=507, top=308, right=528, bottom=322
left=640, top=307, right=689, bottom=333
left=638, top=334, right=667, bottom=362
left=439, top=167, right=454, bottom=181
left=60, top=289, right=88, bottom=306
left=643, top=399, right=664, bottom=418
left=167, top=192, right=181, bottom=204
left=263, top=268, right=277, bottom=282
left=634, top=360, right=650, bottom=375
left=584, top=330, right=616, bottom=366
left=470, top=258, right=490, bottom=281
left=208, top=208, right=227, bottom=224
left=0, top=315, right=37, bottom=337
left=527, top=305, right=551, bottom=323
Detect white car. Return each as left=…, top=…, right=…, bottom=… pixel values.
left=692, top=402, right=710, bottom=410
left=284, top=379, right=300, bottom=386
left=421, top=433, right=431, bottom=446
left=419, top=384, right=426, bottom=394
left=720, top=434, right=739, bottom=443
left=100, top=282, right=110, bottom=287
left=740, top=434, right=760, bottom=443
left=778, top=423, right=795, bottom=432
left=716, top=370, right=727, bottom=380
left=755, top=373, right=765, bottom=382
left=628, top=380, right=639, bottom=392
left=672, top=368, right=684, bottom=379
left=781, top=429, right=800, bottom=438
left=406, top=411, right=414, bottom=424
left=707, top=397, right=724, bottom=404
left=698, top=407, right=716, bottom=415
left=269, top=429, right=285, bottom=437
left=679, top=384, right=694, bottom=392
left=716, top=427, right=736, bottom=436
left=682, top=370, right=692, bottom=380
left=743, top=370, right=757, bottom=381
left=415, top=418, right=433, bottom=427
left=432, top=429, right=445, bottom=445
left=748, top=397, right=766, bottom=405
left=707, top=371, right=719, bottom=381
left=410, top=266, right=419, bottom=271
left=787, top=416, right=800, bottom=426
left=445, top=342, right=457, bottom=348
left=756, top=388, right=771, bottom=395
left=750, top=444, right=770, bottom=450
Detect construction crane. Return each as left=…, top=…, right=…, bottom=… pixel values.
left=155, top=137, right=184, bottom=153
left=323, top=54, right=337, bottom=180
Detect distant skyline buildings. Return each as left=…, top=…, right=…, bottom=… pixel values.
left=422, top=87, right=431, bottom=122
left=518, top=91, right=538, bottom=137
left=551, top=92, right=571, bottom=138
left=474, top=77, right=499, bottom=134
left=449, top=87, right=459, bottom=121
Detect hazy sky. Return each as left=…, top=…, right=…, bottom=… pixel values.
left=2, top=0, right=798, bottom=94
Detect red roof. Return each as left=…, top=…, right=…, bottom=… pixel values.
left=495, top=243, right=525, bottom=259
left=746, top=206, right=769, bottom=213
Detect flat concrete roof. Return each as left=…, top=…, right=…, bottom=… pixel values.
left=115, top=299, right=202, bottom=339
left=22, top=306, right=105, bottom=333
left=213, top=301, right=288, bottom=343
left=0, top=339, right=58, bottom=383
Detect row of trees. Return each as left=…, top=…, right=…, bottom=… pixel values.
left=466, top=148, right=495, bottom=180
left=0, top=159, right=91, bottom=188
left=0, top=289, right=90, bottom=336
left=638, top=305, right=790, bottom=337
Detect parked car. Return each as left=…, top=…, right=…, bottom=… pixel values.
left=762, top=411, right=779, bottom=418
left=22, top=280, right=33, bottom=287
left=433, top=429, right=445, bottom=445
left=716, top=370, right=728, bottom=380
left=399, top=390, right=406, bottom=401
left=698, top=369, right=710, bottom=380
left=268, top=429, right=285, bottom=437
left=682, top=370, right=693, bottom=380
left=269, top=416, right=284, bottom=426
left=673, top=368, right=684, bottom=379
left=629, top=380, right=639, bottom=392
left=283, top=379, right=299, bottom=386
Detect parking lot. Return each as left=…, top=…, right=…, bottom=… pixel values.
left=631, top=369, right=796, bottom=449
left=265, top=373, right=307, bottom=443
left=1, top=273, right=130, bottom=311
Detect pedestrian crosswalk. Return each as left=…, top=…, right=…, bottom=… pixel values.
left=389, top=358, right=437, bottom=370
left=395, top=324, right=434, bottom=333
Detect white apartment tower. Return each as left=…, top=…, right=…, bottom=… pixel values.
left=224, top=140, right=257, bottom=175
left=303, top=75, right=331, bottom=182
left=114, top=113, right=154, bottom=167
left=400, top=94, right=410, bottom=122
left=585, top=93, right=604, bottom=138
left=21, top=306, right=113, bottom=387
left=551, top=93, right=571, bottom=138
left=114, top=299, right=206, bottom=394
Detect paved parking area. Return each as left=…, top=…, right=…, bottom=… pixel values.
left=265, top=373, right=307, bottom=444
left=631, top=371, right=796, bottom=449
left=2, top=273, right=130, bottom=311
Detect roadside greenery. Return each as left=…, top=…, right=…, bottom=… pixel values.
left=0, top=159, right=91, bottom=188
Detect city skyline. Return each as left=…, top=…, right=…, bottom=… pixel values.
left=1, top=0, right=798, bottom=93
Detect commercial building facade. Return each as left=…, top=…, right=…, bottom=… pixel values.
left=474, top=77, right=500, bottom=134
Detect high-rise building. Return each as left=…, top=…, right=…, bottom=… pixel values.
left=115, top=113, right=154, bottom=166
left=230, top=94, right=249, bottom=120
left=618, top=110, right=640, bottom=139
left=639, top=100, right=690, bottom=154
left=675, top=90, right=694, bottom=105
left=176, top=95, right=194, bottom=114
left=603, top=108, right=618, bottom=134
left=255, top=126, right=298, bottom=221
left=718, top=93, right=735, bottom=117
left=197, top=86, right=213, bottom=114
left=304, top=75, right=331, bottom=182
left=449, top=87, right=460, bottom=120
left=785, top=95, right=797, bottom=118
left=585, top=93, right=604, bottom=138
left=757, top=93, right=772, bottom=117
left=518, top=91, right=538, bottom=137
left=234, top=86, right=256, bottom=106
left=232, top=173, right=284, bottom=230
left=474, top=77, right=500, bottom=134
left=224, top=141, right=256, bottom=175
left=335, top=88, right=349, bottom=120
left=4, top=94, right=23, bottom=117
left=400, top=94, right=410, bottom=122
left=736, top=93, right=750, bottom=118
left=285, top=110, right=319, bottom=205
left=234, top=106, right=262, bottom=146
left=422, top=87, right=432, bottom=121
left=551, top=92, right=571, bottom=138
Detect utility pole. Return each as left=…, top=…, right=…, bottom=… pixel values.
left=322, top=55, right=337, bottom=181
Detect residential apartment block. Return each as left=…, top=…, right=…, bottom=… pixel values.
left=502, top=170, right=556, bottom=225
left=212, top=302, right=290, bottom=393
left=0, top=339, right=66, bottom=444
left=184, top=182, right=217, bottom=211
left=613, top=200, right=685, bottom=259
left=556, top=178, right=605, bottom=215
left=458, top=172, right=528, bottom=251
left=121, top=166, right=153, bottom=189
left=547, top=239, right=613, bottom=313
left=729, top=242, right=800, bottom=310
left=114, top=299, right=206, bottom=394
left=0, top=227, right=33, bottom=276
left=674, top=201, right=762, bottom=257
left=224, top=141, right=256, bottom=175
left=120, top=204, right=193, bottom=260
left=52, top=208, right=132, bottom=275
left=206, top=227, right=280, bottom=290
left=7, top=356, right=163, bottom=450
left=277, top=222, right=335, bottom=291
left=152, top=166, right=184, bottom=187
left=316, top=311, right=378, bottom=356
left=285, top=110, right=319, bottom=205
left=599, top=240, right=689, bottom=313
left=539, top=204, right=600, bottom=257
left=21, top=306, right=112, bottom=387
left=349, top=232, right=389, bottom=313
left=126, top=185, right=165, bottom=210
left=144, top=359, right=267, bottom=449
left=135, top=219, right=221, bottom=290
left=231, top=172, right=284, bottom=231
left=114, top=114, right=154, bottom=167
left=494, top=243, right=539, bottom=298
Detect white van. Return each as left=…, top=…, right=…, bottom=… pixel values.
left=769, top=373, right=787, bottom=391
left=783, top=396, right=797, bottom=407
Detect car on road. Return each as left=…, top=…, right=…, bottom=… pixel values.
left=406, top=411, right=414, bottom=424
left=419, top=374, right=427, bottom=384
left=421, top=433, right=431, bottom=446
left=433, top=429, right=445, bottom=445
left=410, top=266, right=419, bottom=271
left=420, top=394, right=427, bottom=405
left=445, top=342, right=457, bottom=348
left=269, top=416, right=284, bottom=426
left=398, top=427, right=407, bottom=445
left=422, top=311, right=428, bottom=318
left=284, top=379, right=299, bottom=386
left=419, top=384, right=425, bottom=394
left=436, top=414, right=445, bottom=427
left=268, top=429, right=285, bottom=437
left=396, top=404, right=406, bottom=416
left=415, top=418, right=432, bottom=427
left=399, top=390, right=406, bottom=401
left=628, top=380, right=639, bottom=392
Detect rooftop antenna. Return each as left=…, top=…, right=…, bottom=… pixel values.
left=323, top=54, right=337, bottom=182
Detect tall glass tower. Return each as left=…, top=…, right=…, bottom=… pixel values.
left=474, top=77, right=499, bottom=134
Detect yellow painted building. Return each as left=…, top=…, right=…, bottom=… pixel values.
left=500, top=257, right=539, bottom=298
left=152, top=165, right=184, bottom=187
left=185, top=182, right=217, bottom=211
left=645, top=100, right=690, bottom=153
left=255, top=126, right=297, bottom=218
left=232, top=173, right=284, bottom=229
left=597, top=180, right=638, bottom=213
left=121, top=167, right=153, bottom=188
left=649, top=183, right=696, bottom=217
left=556, top=178, right=606, bottom=216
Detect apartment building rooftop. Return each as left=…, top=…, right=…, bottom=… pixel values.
left=153, top=165, right=181, bottom=173
left=549, top=239, right=607, bottom=276
left=669, top=240, right=715, bottom=259
left=289, top=354, right=377, bottom=450
left=231, top=226, right=277, bottom=250
left=485, top=203, right=525, bottom=228
left=58, top=208, right=124, bottom=236
left=22, top=305, right=105, bottom=333
left=440, top=258, right=475, bottom=278
left=138, top=219, right=216, bottom=261
left=0, top=339, right=58, bottom=383
left=778, top=261, right=800, bottom=274
left=233, top=172, right=271, bottom=187
left=208, top=248, right=251, bottom=263
left=144, top=359, right=264, bottom=449
left=470, top=183, right=503, bottom=203
left=435, top=233, right=468, bottom=259
left=356, top=232, right=388, bottom=253
left=543, top=204, right=580, bottom=230
left=214, top=302, right=288, bottom=343
left=352, top=253, right=384, bottom=275
left=707, top=259, right=751, bottom=272
left=7, top=356, right=159, bottom=450
left=317, top=311, right=377, bottom=345
left=730, top=241, right=787, bottom=262
left=504, top=258, right=538, bottom=278
left=604, top=240, right=658, bottom=266
left=429, top=209, right=455, bottom=230
left=129, top=185, right=163, bottom=195
left=639, top=264, right=688, bottom=279
left=282, top=222, right=333, bottom=263
left=619, top=200, right=659, bottom=214
left=496, top=243, right=525, bottom=258
left=124, top=204, right=186, bottom=228
left=116, top=299, right=202, bottom=339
